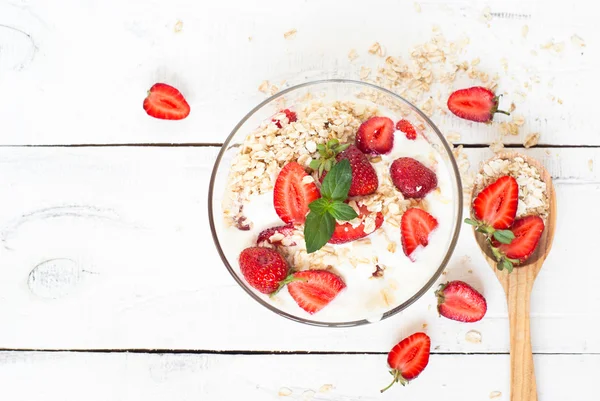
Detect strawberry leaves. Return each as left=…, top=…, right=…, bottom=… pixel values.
left=304, top=159, right=358, bottom=253
left=465, top=217, right=517, bottom=272
left=309, top=139, right=350, bottom=177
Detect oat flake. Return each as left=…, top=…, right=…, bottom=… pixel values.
left=465, top=330, right=482, bottom=343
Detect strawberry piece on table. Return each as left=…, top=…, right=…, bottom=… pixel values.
left=494, top=215, right=545, bottom=264
left=256, top=223, right=296, bottom=246
left=401, top=208, right=439, bottom=260
left=390, top=157, right=438, bottom=199
left=435, top=281, right=487, bottom=323
left=447, top=86, right=510, bottom=123
left=274, top=162, right=320, bottom=224
left=381, top=332, right=431, bottom=392
left=396, top=119, right=417, bottom=140
left=239, top=247, right=289, bottom=294
left=329, top=205, right=384, bottom=244
left=143, top=83, right=190, bottom=120
left=272, top=109, right=297, bottom=128
left=355, top=116, right=395, bottom=154
left=287, top=270, right=346, bottom=314
left=472, top=176, right=518, bottom=230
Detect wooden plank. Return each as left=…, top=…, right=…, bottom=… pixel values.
left=0, top=352, right=598, bottom=400
left=0, top=0, right=596, bottom=145
left=0, top=147, right=596, bottom=352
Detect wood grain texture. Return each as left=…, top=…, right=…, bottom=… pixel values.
left=473, top=153, right=557, bottom=401
left=1, top=352, right=599, bottom=401
left=0, top=146, right=595, bottom=352
left=0, top=0, right=596, bottom=145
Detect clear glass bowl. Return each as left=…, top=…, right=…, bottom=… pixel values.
left=208, top=79, right=463, bottom=327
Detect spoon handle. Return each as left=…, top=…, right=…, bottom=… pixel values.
left=503, top=269, right=538, bottom=401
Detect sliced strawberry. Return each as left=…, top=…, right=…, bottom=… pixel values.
left=329, top=205, right=384, bottom=244
left=494, top=215, right=545, bottom=264
left=390, top=157, right=438, bottom=199
left=396, top=119, right=417, bottom=140
left=436, top=281, right=487, bottom=323
left=381, top=332, right=431, bottom=392
left=447, top=86, right=509, bottom=123
left=287, top=270, right=346, bottom=314
left=473, top=176, right=518, bottom=230
left=272, top=109, right=297, bottom=128
left=239, top=247, right=289, bottom=294
left=256, top=223, right=296, bottom=246
left=355, top=116, right=395, bottom=154
left=273, top=162, right=320, bottom=224
left=143, top=83, right=190, bottom=120
left=401, top=208, right=439, bottom=260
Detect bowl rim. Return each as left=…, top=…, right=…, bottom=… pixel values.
left=208, top=78, right=463, bottom=327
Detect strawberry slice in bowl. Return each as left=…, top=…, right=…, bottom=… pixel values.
left=401, top=208, right=439, bottom=261
left=273, top=162, right=320, bottom=224
left=329, top=204, right=383, bottom=244
left=287, top=270, right=346, bottom=314
left=355, top=116, right=395, bottom=154
left=256, top=223, right=296, bottom=247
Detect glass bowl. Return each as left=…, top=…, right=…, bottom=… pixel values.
left=208, top=79, right=463, bottom=327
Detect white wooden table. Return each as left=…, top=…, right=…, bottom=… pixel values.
left=0, top=0, right=597, bottom=399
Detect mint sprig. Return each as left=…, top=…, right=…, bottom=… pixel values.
left=304, top=159, right=358, bottom=253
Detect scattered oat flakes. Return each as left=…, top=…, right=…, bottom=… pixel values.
left=445, top=132, right=461, bottom=144
left=523, top=132, right=540, bottom=148
left=348, top=49, right=359, bottom=62
left=481, top=6, right=492, bottom=22
left=465, top=330, right=482, bottom=343
left=471, top=57, right=480, bottom=66
left=319, top=384, right=334, bottom=393
left=258, top=80, right=270, bottom=93
left=248, top=36, right=253, bottom=42
left=173, top=20, right=183, bottom=33
left=512, top=114, right=525, bottom=126
left=284, top=28, right=297, bottom=40
left=422, top=323, right=428, bottom=329
left=490, top=391, right=502, bottom=399
left=509, top=102, right=516, bottom=113
left=278, top=387, right=293, bottom=396
left=360, top=66, right=371, bottom=80
left=571, top=34, right=586, bottom=47
left=490, top=140, right=504, bottom=154
left=588, top=159, right=594, bottom=172
left=557, top=98, right=563, bottom=104
left=521, top=25, right=529, bottom=38
left=500, top=58, right=508, bottom=72
left=468, top=269, right=473, bottom=274
left=302, top=390, right=315, bottom=401
left=414, top=2, right=422, bottom=12
left=368, top=42, right=386, bottom=57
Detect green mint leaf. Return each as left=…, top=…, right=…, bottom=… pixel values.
left=328, top=201, right=359, bottom=221
left=309, top=159, right=321, bottom=170
left=320, top=159, right=352, bottom=201
left=308, top=198, right=331, bottom=215
left=464, top=218, right=479, bottom=226
left=493, top=229, right=515, bottom=244
left=304, top=211, right=335, bottom=253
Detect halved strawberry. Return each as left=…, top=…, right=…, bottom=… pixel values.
left=447, top=86, right=509, bottom=123
left=355, top=116, right=395, bottom=154
left=272, top=109, right=297, bottom=128
left=401, top=208, right=439, bottom=260
left=381, top=332, right=431, bottom=392
left=396, top=119, right=417, bottom=140
left=287, top=270, right=346, bottom=314
left=143, top=83, right=190, bottom=120
left=473, top=176, right=518, bottom=230
left=239, top=247, right=289, bottom=294
left=329, top=205, right=384, bottom=244
left=273, top=162, right=320, bottom=224
left=435, top=281, right=487, bottom=323
left=256, top=223, right=296, bottom=246
left=494, top=215, right=545, bottom=264
left=390, top=157, right=438, bottom=199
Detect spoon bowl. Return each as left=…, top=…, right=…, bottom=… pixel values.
left=470, top=152, right=556, bottom=401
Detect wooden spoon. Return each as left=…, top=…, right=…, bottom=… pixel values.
left=471, top=152, right=556, bottom=401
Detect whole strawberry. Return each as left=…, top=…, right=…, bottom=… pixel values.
left=390, top=157, right=437, bottom=199
left=239, top=247, right=289, bottom=294
left=312, top=141, right=378, bottom=196
left=436, top=281, right=487, bottom=323
left=447, top=86, right=509, bottom=123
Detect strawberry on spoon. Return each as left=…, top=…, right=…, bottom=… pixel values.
left=287, top=270, right=346, bottom=314
left=273, top=162, right=320, bottom=224
left=355, top=116, right=395, bottom=154
left=436, top=281, right=487, bottom=323
left=401, top=208, right=439, bottom=260
left=143, top=83, right=190, bottom=120
left=491, top=215, right=545, bottom=271
left=381, top=332, right=431, bottom=392
left=447, top=86, right=509, bottom=123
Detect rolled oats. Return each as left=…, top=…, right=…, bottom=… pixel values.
left=283, top=28, right=297, bottom=40
left=523, top=132, right=540, bottom=148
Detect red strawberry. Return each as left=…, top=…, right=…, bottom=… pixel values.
left=494, top=215, right=545, bottom=264
left=355, top=116, right=395, bottom=154
left=337, top=145, right=379, bottom=196
left=272, top=109, right=297, bottom=128
left=274, top=162, right=320, bottom=224
left=435, top=281, right=487, bottom=323
left=381, top=332, right=431, bottom=392
left=256, top=223, right=296, bottom=246
left=401, top=208, right=439, bottom=260
left=390, top=157, right=438, bottom=199
left=287, top=270, right=346, bottom=314
left=329, top=205, right=384, bottom=244
left=396, top=119, right=417, bottom=140
left=143, top=83, right=190, bottom=120
left=239, top=247, right=289, bottom=294
left=473, top=176, right=518, bottom=230
left=447, top=86, right=510, bottom=123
